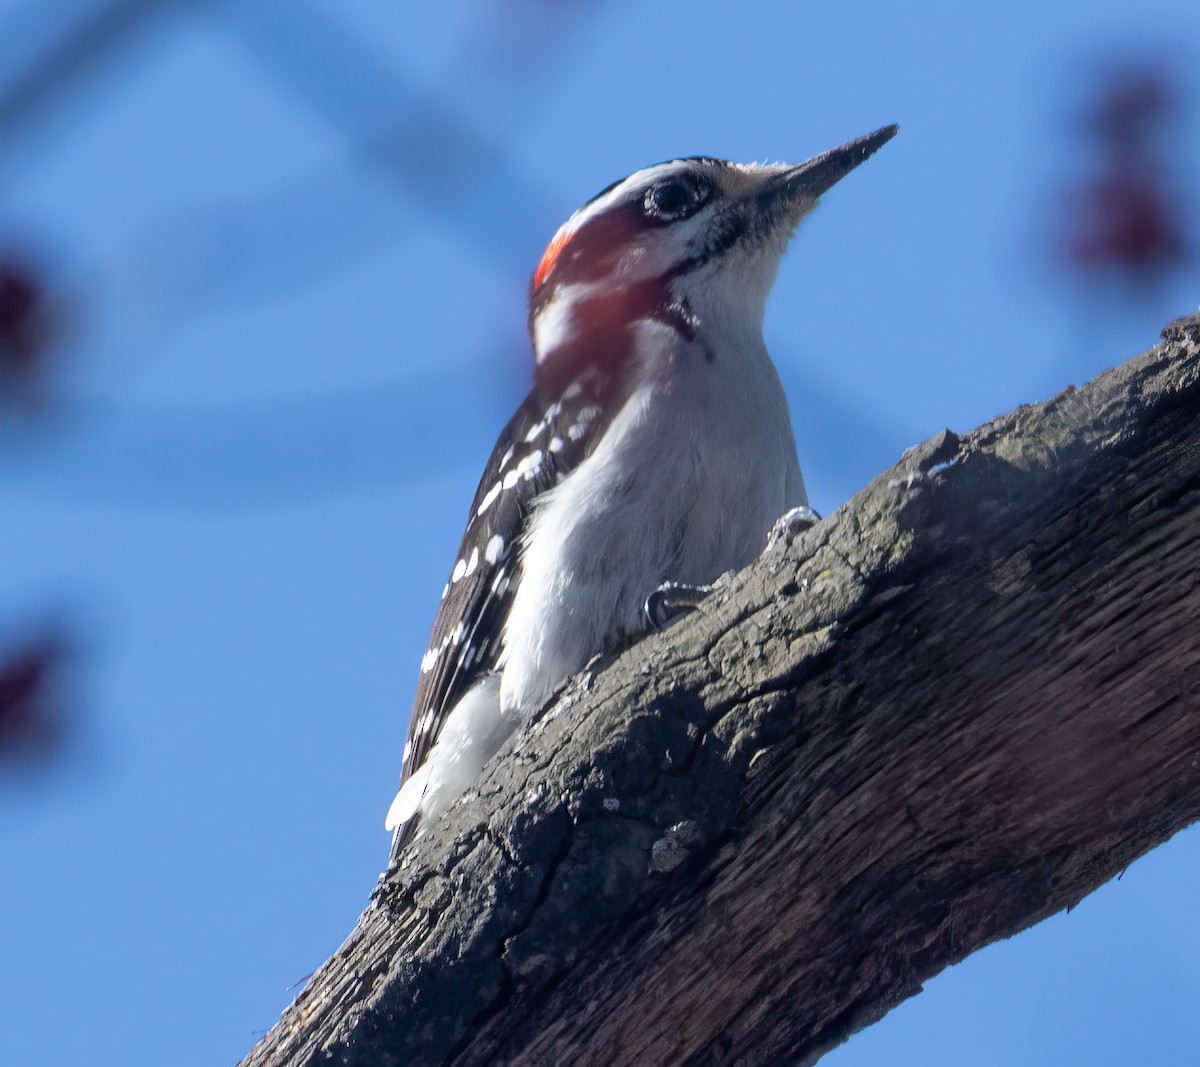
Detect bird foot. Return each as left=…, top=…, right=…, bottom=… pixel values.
left=644, top=572, right=735, bottom=629
left=767, top=505, right=821, bottom=550
left=644, top=581, right=715, bottom=629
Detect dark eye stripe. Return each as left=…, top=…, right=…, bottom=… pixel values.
left=532, top=162, right=725, bottom=294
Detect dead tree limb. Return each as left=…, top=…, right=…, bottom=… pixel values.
left=242, top=313, right=1200, bottom=1067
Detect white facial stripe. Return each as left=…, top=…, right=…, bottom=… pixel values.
left=534, top=283, right=595, bottom=363
left=568, top=160, right=705, bottom=234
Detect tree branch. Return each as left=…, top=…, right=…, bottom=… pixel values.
left=242, top=313, right=1200, bottom=1067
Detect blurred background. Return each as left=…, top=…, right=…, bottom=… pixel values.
left=1, top=2, right=1197, bottom=1065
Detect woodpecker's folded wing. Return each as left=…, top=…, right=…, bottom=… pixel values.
left=398, top=368, right=618, bottom=795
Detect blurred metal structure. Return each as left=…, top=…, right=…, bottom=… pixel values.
left=0, top=0, right=592, bottom=328
left=0, top=0, right=596, bottom=780
left=0, top=0, right=191, bottom=150
left=0, top=0, right=594, bottom=486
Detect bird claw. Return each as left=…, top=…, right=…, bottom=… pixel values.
left=644, top=581, right=715, bottom=630
left=767, top=505, right=821, bottom=550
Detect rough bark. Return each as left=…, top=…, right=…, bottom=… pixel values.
left=241, top=313, right=1200, bottom=1067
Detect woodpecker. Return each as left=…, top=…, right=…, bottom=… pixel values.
left=385, top=125, right=897, bottom=858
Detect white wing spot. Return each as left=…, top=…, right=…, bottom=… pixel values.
left=451, top=557, right=468, bottom=583
left=452, top=622, right=466, bottom=646
left=524, top=420, right=546, bottom=443
left=440, top=583, right=449, bottom=601
left=477, top=482, right=501, bottom=516
left=549, top=436, right=564, bottom=453
left=465, top=546, right=480, bottom=577
left=421, top=646, right=440, bottom=673
left=502, top=468, right=520, bottom=490
left=563, top=380, right=583, bottom=399
left=517, top=450, right=543, bottom=480
left=485, top=535, right=506, bottom=564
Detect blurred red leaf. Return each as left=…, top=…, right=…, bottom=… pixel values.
left=0, top=255, right=58, bottom=407
left=1060, top=64, right=1190, bottom=285
left=1069, top=174, right=1187, bottom=271
left=1090, top=70, right=1172, bottom=148
left=0, top=634, right=65, bottom=763
left=0, top=261, right=43, bottom=359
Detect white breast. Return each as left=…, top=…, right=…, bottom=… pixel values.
left=499, top=318, right=804, bottom=718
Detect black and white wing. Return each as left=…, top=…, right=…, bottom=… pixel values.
left=393, top=366, right=619, bottom=827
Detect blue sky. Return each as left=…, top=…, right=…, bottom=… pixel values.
left=1, top=2, right=1197, bottom=1065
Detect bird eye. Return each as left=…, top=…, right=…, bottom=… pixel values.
left=644, top=178, right=709, bottom=221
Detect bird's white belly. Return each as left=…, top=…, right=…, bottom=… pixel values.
left=500, top=345, right=801, bottom=718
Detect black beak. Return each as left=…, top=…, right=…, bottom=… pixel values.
left=771, top=124, right=899, bottom=204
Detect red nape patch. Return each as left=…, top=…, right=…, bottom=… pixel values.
left=533, top=227, right=573, bottom=291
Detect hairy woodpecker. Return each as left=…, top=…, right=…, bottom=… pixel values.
left=385, top=125, right=898, bottom=856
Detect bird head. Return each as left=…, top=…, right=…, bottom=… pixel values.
left=529, top=125, right=898, bottom=365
